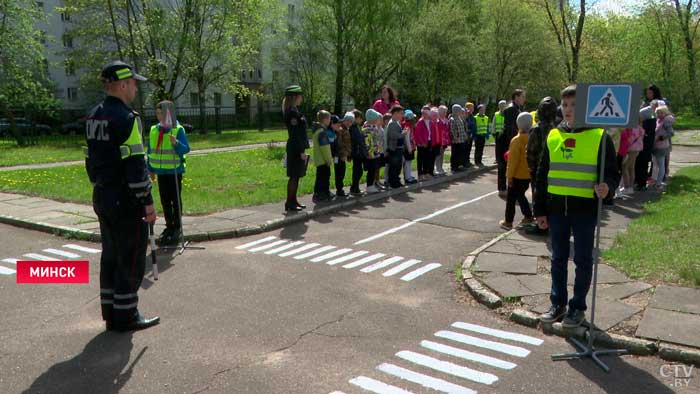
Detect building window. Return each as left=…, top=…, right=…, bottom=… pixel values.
left=249, top=70, right=253, bottom=78
left=65, top=59, right=75, bottom=76
left=61, top=12, right=71, bottom=22
left=241, top=71, right=246, bottom=80
left=35, top=1, right=44, bottom=9
left=257, top=68, right=262, bottom=79
left=190, top=92, right=199, bottom=106
left=288, top=4, right=295, bottom=19
left=67, top=87, right=78, bottom=101
left=62, top=34, right=73, bottom=48
left=39, top=31, right=47, bottom=45
left=214, top=93, right=222, bottom=107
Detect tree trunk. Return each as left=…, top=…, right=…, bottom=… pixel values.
left=197, top=76, right=207, bottom=134
left=333, top=2, right=345, bottom=115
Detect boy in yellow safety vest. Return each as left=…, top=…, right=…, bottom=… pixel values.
left=147, top=100, right=190, bottom=245
left=533, top=85, right=619, bottom=328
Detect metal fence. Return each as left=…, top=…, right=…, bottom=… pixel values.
left=0, top=106, right=284, bottom=146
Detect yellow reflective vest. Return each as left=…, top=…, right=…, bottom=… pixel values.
left=546, top=128, right=604, bottom=199
left=148, top=124, right=185, bottom=170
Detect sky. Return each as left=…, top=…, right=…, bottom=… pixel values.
left=591, top=0, right=642, bottom=16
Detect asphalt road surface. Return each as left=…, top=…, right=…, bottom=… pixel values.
left=0, top=169, right=697, bottom=394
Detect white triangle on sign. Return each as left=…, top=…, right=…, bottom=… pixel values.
left=589, top=88, right=625, bottom=119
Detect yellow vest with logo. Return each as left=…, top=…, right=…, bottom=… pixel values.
left=148, top=124, right=185, bottom=170
left=547, top=128, right=604, bottom=199
left=475, top=114, right=489, bottom=136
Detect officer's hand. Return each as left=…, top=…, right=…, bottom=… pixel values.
left=536, top=216, right=548, bottom=230
left=594, top=183, right=609, bottom=198
left=149, top=172, right=156, bottom=182
left=144, top=204, right=157, bottom=224
left=169, top=134, right=178, bottom=146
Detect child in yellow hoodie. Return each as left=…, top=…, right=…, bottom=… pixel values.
left=500, top=112, right=535, bottom=229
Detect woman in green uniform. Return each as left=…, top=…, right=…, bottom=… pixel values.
left=283, top=85, right=310, bottom=212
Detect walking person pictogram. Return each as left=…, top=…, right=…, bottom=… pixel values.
left=595, top=93, right=620, bottom=117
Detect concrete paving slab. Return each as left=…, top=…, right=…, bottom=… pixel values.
left=598, top=281, right=653, bottom=300
left=474, top=252, right=538, bottom=274
left=649, top=285, right=700, bottom=315
left=486, top=238, right=550, bottom=256
left=506, top=231, right=548, bottom=243
left=565, top=262, right=630, bottom=284
left=480, top=273, right=550, bottom=298
left=637, top=308, right=700, bottom=348
left=533, top=297, right=641, bottom=331
left=209, top=209, right=257, bottom=221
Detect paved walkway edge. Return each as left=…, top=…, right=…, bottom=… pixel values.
left=0, top=165, right=496, bottom=244
left=459, top=255, right=700, bottom=365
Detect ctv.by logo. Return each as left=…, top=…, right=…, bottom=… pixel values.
left=660, top=364, right=695, bottom=388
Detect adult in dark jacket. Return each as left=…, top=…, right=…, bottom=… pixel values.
left=497, top=89, right=526, bottom=197
left=349, top=109, right=368, bottom=194
left=283, top=85, right=310, bottom=212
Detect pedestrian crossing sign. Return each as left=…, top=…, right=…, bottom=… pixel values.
left=575, top=83, right=641, bottom=128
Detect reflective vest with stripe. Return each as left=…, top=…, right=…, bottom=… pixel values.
left=547, top=128, right=604, bottom=199
left=148, top=124, right=185, bottom=170
left=82, top=117, right=145, bottom=161
left=493, top=112, right=504, bottom=135
left=530, top=110, right=538, bottom=126
left=475, top=114, right=489, bottom=136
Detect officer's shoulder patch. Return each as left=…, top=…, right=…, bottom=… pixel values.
left=290, top=118, right=298, bottom=126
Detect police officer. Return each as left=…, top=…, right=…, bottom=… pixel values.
left=283, top=85, right=310, bottom=212
left=85, top=61, right=160, bottom=332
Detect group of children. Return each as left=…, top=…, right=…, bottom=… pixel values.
left=310, top=102, right=496, bottom=202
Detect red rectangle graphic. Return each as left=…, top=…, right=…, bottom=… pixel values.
left=16, top=261, right=89, bottom=284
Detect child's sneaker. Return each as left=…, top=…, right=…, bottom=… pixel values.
left=561, top=308, right=586, bottom=328
left=499, top=220, right=513, bottom=230
left=539, top=305, right=567, bottom=323
left=366, top=185, right=379, bottom=194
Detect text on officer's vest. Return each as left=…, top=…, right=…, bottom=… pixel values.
left=86, top=119, right=110, bottom=141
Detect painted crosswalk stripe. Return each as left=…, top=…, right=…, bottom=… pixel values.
left=248, top=240, right=289, bottom=252
left=452, top=322, right=544, bottom=346
left=310, top=248, right=353, bottom=263
left=395, top=350, right=498, bottom=385
left=435, top=330, right=530, bottom=358
left=361, top=256, right=404, bottom=273
left=294, top=245, right=336, bottom=260
left=235, top=236, right=277, bottom=250
left=264, top=241, right=305, bottom=255
left=382, top=259, right=421, bottom=277
left=2, top=258, right=19, bottom=265
left=326, top=250, right=368, bottom=266
left=349, top=376, right=413, bottom=394
left=0, top=266, right=16, bottom=275
left=343, top=253, right=385, bottom=269
left=43, top=249, right=81, bottom=259
left=278, top=243, right=320, bottom=257
left=23, top=253, right=55, bottom=261
left=62, top=244, right=101, bottom=254
left=377, top=363, right=476, bottom=394
left=421, top=340, right=517, bottom=370
left=400, top=263, right=442, bottom=281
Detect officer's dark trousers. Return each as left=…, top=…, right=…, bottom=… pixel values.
left=157, top=173, right=182, bottom=231
left=94, top=187, right=147, bottom=325
left=314, top=165, right=331, bottom=195
left=334, top=160, right=346, bottom=193
left=473, top=135, right=486, bottom=164
left=495, top=135, right=508, bottom=191
left=549, top=213, right=596, bottom=311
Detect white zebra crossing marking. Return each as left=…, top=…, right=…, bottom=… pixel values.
left=309, top=248, right=353, bottom=263
left=0, top=266, right=16, bottom=275
left=235, top=236, right=277, bottom=250
left=342, top=253, right=385, bottom=269
left=361, top=256, right=404, bottom=273
left=278, top=242, right=320, bottom=257
left=43, top=249, right=81, bottom=259
left=349, top=376, right=413, bottom=394
left=2, top=258, right=18, bottom=265
left=62, top=244, right=101, bottom=254
left=400, top=263, right=442, bottom=281
left=294, top=245, right=336, bottom=260
left=326, top=251, right=368, bottom=266
left=420, top=340, right=517, bottom=370
left=382, top=259, right=421, bottom=277
left=395, top=350, right=498, bottom=385
left=264, top=241, right=305, bottom=255
left=23, top=253, right=55, bottom=261
left=435, top=330, right=530, bottom=358
left=452, top=322, right=544, bottom=346
left=377, top=363, right=476, bottom=394
left=248, top=240, right=288, bottom=252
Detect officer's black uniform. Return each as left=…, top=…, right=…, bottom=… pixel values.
left=85, top=61, right=159, bottom=331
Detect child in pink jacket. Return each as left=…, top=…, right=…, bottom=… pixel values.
left=414, top=106, right=440, bottom=180
left=435, top=105, right=451, bottom=176
left=619, top=122, right=644, bottom=194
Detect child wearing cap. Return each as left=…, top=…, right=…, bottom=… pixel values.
left=312, top=111, right=334, bottom=203
left=335, top=113, right=353, bottom=197
left=435, top=105, right=451, bottom=176
left=402, top=109, right=418, bottom=184
left=349, top=109, right=368, bottom=195
left=363, top=109, right=383, bottom=193
left=500, top=112, right=534, bottom=230
left=449, top=104, right=469, bottom=172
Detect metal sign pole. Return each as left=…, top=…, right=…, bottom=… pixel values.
left=551, top=127, right=628, bottom=372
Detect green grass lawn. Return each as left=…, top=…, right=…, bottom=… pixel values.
left=675, top=112, right=700, bottom=130
left=0, top=128, right=288, bottom=167
left=604, top=166, right=700, bottom=287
